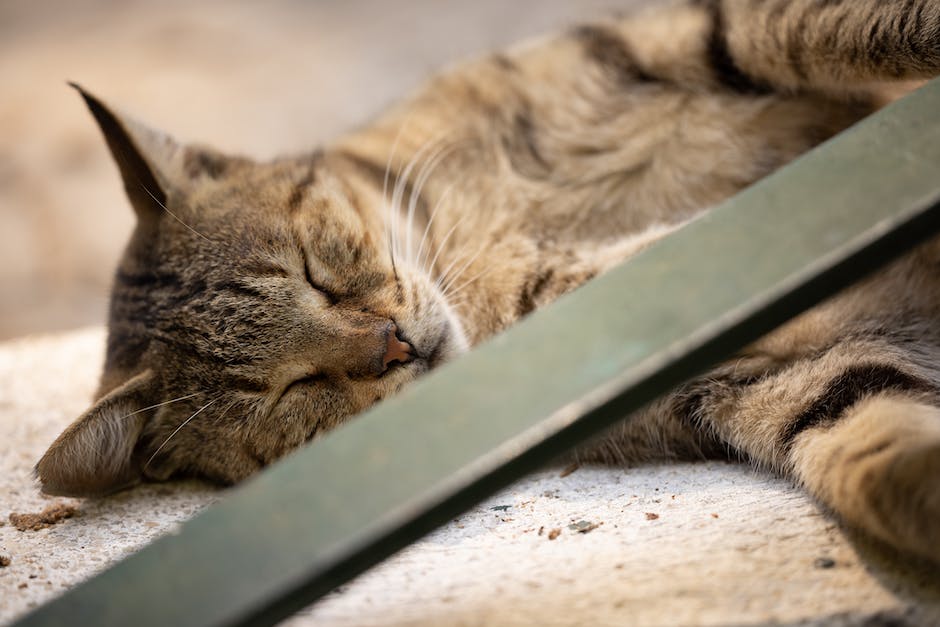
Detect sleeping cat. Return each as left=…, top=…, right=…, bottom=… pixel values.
left=36, top=0, right=940, bottom=565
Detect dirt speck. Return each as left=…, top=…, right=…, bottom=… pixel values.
left=548, top=528, right=561, bottom=540
left=568, top=520, right=601, bottom=533
left=645, top=512, right=659, bottom=521
left=559, top=463, right=580, bottom=478
left=711, top=513, right=719, bottom=519
left=814, top=557, right=836, bottom=569
left=9, top=503, right=79, bottom=531
left=18, top=582, right=28, bottom=590
left=0, top=555, right=10, bottom=567
left=538, top=526, right=545, bottom=536
left=489, top=504, right=511, bottom=512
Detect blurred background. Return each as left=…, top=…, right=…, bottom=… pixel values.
left=0, top=0, right=650, bottom=340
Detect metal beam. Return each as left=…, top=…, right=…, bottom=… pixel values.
left=14, top=78, right=940, bottom=627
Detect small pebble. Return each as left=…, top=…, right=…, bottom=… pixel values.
left=568, top=520, right=600, bottom=533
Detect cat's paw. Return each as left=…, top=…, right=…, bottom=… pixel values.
left=869, top=438, right=940, bottom=563
left=837, top=398, right=940, bottom=564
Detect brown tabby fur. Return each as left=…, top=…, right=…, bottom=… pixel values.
left=37, top=0, right=940, bottom=564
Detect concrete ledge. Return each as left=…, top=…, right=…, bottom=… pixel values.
left=1, top=329, right=938, bottom=626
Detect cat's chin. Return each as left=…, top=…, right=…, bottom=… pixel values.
left=428, top=312, right=470, bottom=370
left=409, top=320, right=468, bottom=375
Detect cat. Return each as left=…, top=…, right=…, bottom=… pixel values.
left=36, top=0, right=940, bottom=565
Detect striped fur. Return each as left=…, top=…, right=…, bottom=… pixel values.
left=38, top=0, right=940, bottom=564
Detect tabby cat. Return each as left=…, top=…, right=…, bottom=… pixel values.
left=37, top=0, right=940, bottom=564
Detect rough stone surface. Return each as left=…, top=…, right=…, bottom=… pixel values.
left=2, top=329, right=939, bottom=626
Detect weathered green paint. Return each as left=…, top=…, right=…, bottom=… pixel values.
left=14, top=78, right=940, bottom=627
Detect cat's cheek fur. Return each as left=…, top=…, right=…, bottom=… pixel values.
left=141, top=428, right=267, bottom=486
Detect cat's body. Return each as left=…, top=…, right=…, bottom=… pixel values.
left=37, top=0, right=940, bottom=564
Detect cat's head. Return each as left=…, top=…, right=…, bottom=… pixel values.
left=36, top=86, right=468, bottom=496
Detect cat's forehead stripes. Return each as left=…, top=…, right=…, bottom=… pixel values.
left=282, top=159, right=374, bottom=235
left=331, top=150, right=431, bottom=228
left=285, top=151, right=324, bottom=215
left=183, top=148, right=233, bottom=180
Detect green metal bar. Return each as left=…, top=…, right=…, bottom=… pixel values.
left=14, top=79, right=940, bottom=627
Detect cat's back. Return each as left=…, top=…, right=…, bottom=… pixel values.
left=333, top=3, right=882, bottom=249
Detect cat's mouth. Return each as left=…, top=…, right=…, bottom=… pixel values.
left=426, top=335, right=447, bottom=369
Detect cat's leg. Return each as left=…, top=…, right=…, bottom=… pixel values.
left=714, top=0, right=940, bottom=91
left=677, top=331, right=940, bottom=563
left=790, top=394, right=940, bottom=563
left=584, top=0, right=940, bottom=94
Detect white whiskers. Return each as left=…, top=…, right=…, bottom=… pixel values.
left=445, top=266, right=494, bottom=301
left=382, top=120, right=413, bottom=274
left=120, top=392, right=202, bottom=421
left=144, top=398, right=217, bottom=469
left=438, top=240, right=489, bottom=297
left=404, top=141, right=465, bottom=263
left=425, top=214, right=467, bottom=280
left=138, top=182, right=211, bottom=242
left=415, top=182, right=456, bottom=273
left=389, top=137, right=443, bottom=266
left=374, top=124, right=492, bottom=310
left=381, top=130, right=474, bottom=282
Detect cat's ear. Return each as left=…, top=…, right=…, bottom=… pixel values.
left=70, top=83, right=184, bottom=219
left=71, top=83, right=228, bottom=221
left=35, top=370, right=159, bottom=497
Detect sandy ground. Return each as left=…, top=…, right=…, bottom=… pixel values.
left=0, top=0, right=642, bottom=340
left=1, top=329, right=939, bottom=626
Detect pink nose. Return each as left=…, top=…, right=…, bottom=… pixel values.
left=383, top=324, right=414, bottom=370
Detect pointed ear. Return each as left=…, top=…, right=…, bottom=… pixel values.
left=36, top=370, right=159, bottom=497
left=70, top=83, right=189, bottom=220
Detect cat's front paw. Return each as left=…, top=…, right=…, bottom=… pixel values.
left=871, top=439, right=940, bottom=563
left=837, top=398, right=940, bottom=564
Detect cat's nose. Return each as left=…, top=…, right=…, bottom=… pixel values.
left=382, top=323, right=415, bottom=371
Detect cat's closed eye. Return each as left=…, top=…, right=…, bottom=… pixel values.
left=282, top=373, right=329, bottom=399
left=302, top=252, right=338, bottom=305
